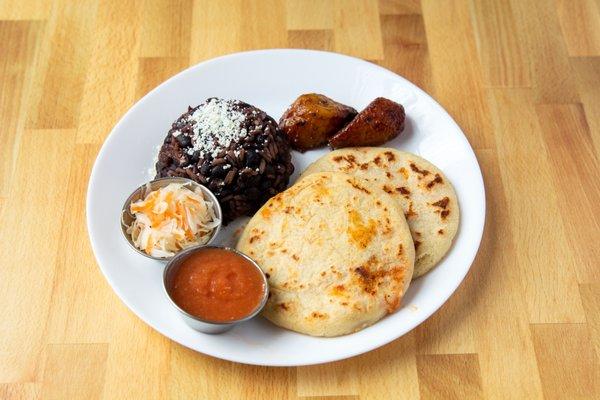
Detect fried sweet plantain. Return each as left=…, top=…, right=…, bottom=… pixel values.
left=279, top=94, right=357, bottom=152
left=329, top=97, right=405, bottom=149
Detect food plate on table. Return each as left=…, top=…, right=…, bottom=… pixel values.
left=86, top=49, right=485, bottom=366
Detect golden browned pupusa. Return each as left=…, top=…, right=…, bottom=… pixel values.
left=301, top=148, right=459, bottom=278
left=237, top=172, right=415, bottom=337
left=347, top=210, right=377, bottom=249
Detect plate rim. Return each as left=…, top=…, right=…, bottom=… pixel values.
left=86, top=48, right=486, bottom=366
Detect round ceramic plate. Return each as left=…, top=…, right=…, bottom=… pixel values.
left=87, top=49, right=485, bottom=366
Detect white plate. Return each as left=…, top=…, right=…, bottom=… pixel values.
left=87, top=49, right=485, bottom=366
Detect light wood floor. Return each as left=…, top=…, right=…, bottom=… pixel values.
left=1, top=0, right=599, bottom=399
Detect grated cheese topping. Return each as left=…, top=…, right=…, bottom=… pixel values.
left=125, top=183, right=221, bottom=258
left=173, top=98, right=248, bottom=158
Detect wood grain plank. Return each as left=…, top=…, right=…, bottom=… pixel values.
left=470, top=0, right=531, bottom=87
left=580, top=284, right=600, bottom=359
left=189, top=0, right=242, bottom=62
left=333, top=0, right=384, bottom=60
left=556, top=0, right=600, bottom=56
left=571, top=57, right=600, bottom=159
left=536, top=104, right=600, bottom=283
left=297, top=359, right=358, bottom=397
left=0, top=21, right=43, bottom=198
left=0, top=129, right=76, bottom=382
left=287, top=30, right=334, bottom=51
left=237, top=0, right=289, bottom=53
left=378, top=0, right=421, bottom=15
left=416, top=271, right=476, bottom=355
left=136, top=57, right=189, bottom=100
left=487, top=88, right=586, bottom=323
left=100, top=317, right=170, bottom=399
left=167, top=345, right=225, bottom=398
left=511, top=0, right=579, bottom=103
left=43, top=144, right=119, bottom=343
left=235, top=365, right=295, bottom=399
left=0, top=0, right=51, bottom=20
left=286, top=0, right=334, bottom=30
left=190, top=0, right=287, bottom=64
left=471, top=149, right=544, bottom=399
left=167, top=344, right=294, bottom=398
left=416, top=354, right=483, bottom=399
left=76, top=0, right=141, bottom=143
left=39, top=343, right=108, bottom=400
left=27, top=0, right=97, bottom=129
left=357, top=333, right=419, bottom=399
left=139, top=0, right=192, bottom=57
left=0, top=384, right=40, bottom=400
left=421, top=0, right=494, bottom=149
left=531, top=323, right=600, bottom=399
left=378, top=15, right=433, bottom=93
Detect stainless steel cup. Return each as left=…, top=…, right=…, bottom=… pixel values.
left=162, top=245, right=269, bottom=334
left=120, top=177, right=222, bottom=261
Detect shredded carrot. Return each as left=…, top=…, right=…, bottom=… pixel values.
left=125, top=183, right=220, bottom=258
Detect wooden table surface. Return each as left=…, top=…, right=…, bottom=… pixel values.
left=1, top=0, right=600, bottom=398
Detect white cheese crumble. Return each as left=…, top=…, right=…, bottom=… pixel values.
left=187, top=98, right=248, bottom=158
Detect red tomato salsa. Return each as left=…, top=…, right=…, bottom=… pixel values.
left=170, top=248, right=265, bottom=322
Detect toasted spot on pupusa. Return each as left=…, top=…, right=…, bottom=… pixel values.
left=301, top=148, right=459, bottom=278
left=237, top=172, right=414, bottom=337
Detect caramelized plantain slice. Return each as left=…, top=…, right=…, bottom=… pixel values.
left=279, top=94, right=357, bottom=152
left=329, top=97, right=405, bottom=149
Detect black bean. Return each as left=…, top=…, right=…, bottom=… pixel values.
left=200, top=162, right=210, bottom=175
left=246, top=151, right=261, bottom=168
left=175, top=134, right=192, bottom=147
left=212, top=157, right=227, bottom=166
left=209, top=180, right=221, bottom=191
left=246, top=187, right=260, bottom=200
left=261, top=148, right=271, bottom=162
left=190, top=150, right=201, bottom=163
left=247, top=175, right=260, bottom=187
left=211, top=165, right=227, bottom=178
left=226, top=150, right=236, bottom=164
left=224, top=170, right=236, bottom=185
left=215, top=150, right=226, bottom=158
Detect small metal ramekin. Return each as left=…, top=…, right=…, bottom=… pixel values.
left=120, top=177, right=222, bottom=261
left=163, top=245, right=269, bottom=334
